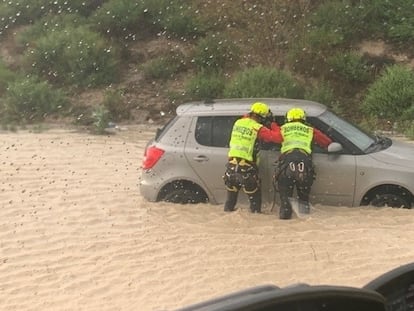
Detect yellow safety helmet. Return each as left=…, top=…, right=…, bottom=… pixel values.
left=250, top=102, right=270, bottom=117
left=286, top=107, right=306, bottom=122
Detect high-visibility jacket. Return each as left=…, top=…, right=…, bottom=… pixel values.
left=228, top=117, right=263, bottom=162
left=281, top=121, right=313, bottom=154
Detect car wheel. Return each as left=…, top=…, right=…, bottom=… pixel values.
left=163, top=189, right=206, bottom=204
left=370, top=194, right=411, bottom=208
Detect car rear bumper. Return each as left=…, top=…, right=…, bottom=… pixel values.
left=139, top=173, right=159, bottom=202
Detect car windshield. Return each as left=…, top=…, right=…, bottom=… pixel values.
left=319, top=110, right=376, bottom=151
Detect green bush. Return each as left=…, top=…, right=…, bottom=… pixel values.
left=224, top=66, right=304, bottom=99
left=185, top=71, right=225, bottom=100
left=91, top=0, right=161, bottom=40
left=23, top=25, right=121, bottom=87
left=17, top=13, right=88, bottom=46
left=362, top=0, right=414, bottom=46
left=327, top=52, right=371, bottom=83
left=0, top=3, right=17, bottom=35
left=0, top=0, right=101, bottom=34
left=306, top=28, right=345, bottom=51
left=92, top=105, right=110, bottom=135
left=306, top=1, right=364, bottom=47
left=91, top=0, right=205, bottom=41
left=388, top=20, right=414, bottom=45
left=401, top=121, right=414, bottom=140
left=0, top=75, right=68, bottom=123
left=361, top=65, right=414, bottom=122
left=192, top=33, right=240, bottom=72
left=156, top=0, right=205, bottom=38
left=102, top=89, right=133, bottom=122
left=298, top=1, right=414, bottom=53
left=304, top=82, right=338, bottom=109
left=288, top=0, right=414, bottom=77
left=143, top=57, right=179, bottom=81
left=142, top=51, right=186, bottom=81
left=0, top=60, right=18, bottom=95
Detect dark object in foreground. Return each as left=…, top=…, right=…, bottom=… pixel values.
left=364, top=262, right=414, bottom=311
left=175, top=262, right=414, bottom=311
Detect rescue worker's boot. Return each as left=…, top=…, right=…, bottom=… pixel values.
left=298, top=200, right=310, bottom=214
left=248, top=191, right=261, bottom=213
left=279, top=198, right=292, bottom=219
left=224, top=191, right=238, bottom=212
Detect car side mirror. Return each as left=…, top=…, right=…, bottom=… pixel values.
left=328, top=142, right=343, bottom=153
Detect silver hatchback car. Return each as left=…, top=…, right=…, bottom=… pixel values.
left=140, top=98, right=414, bottom=209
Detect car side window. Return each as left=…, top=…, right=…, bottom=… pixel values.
left=195, top=116, right=240, bottom=147
left=305, top=117, right=331, bottom=154
left=307, top=117, right=353, bottom=154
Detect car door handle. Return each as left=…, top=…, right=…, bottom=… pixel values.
left=193, top=155, right=209, bottom=162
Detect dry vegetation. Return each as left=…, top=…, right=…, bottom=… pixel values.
left=0, top=1, right=413, bottom=127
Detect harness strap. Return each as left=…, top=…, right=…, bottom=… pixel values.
left=283, top=148, right=309, bottom=156
left=228, top=157, right=254, bottom=167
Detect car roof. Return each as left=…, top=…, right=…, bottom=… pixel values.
left=176, top=98, right=328, bottom=117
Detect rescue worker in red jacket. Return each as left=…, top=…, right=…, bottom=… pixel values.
left=223, top=102, right=282, bottom=213
left=276, top=107, right=332, bottom=219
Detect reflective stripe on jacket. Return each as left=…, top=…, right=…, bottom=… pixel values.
left=228, top=117, right=262, bottom=162
left=280, top=121, right=313, bottom=154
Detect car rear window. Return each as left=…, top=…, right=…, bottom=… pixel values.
left=195, top=116, right=240, bottom=147
left=154, top=116, right=178, bottom=141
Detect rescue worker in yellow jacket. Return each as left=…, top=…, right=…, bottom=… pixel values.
left=276, top=108, right=332, bottom=219
left=223, top=102, right=282, bottom=213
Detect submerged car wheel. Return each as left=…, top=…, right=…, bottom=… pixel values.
left=164, top=189, right=205, bottom=204
left=370, top=194, right=411, bottom=209
left=160, top=181, right=208, bottom=204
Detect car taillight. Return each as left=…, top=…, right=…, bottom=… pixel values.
left=142, top=146, right=165, bottom=169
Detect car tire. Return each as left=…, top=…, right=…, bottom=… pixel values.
left=370, top=194, right=411, bottom=208
left=163, top=189, right=206, bottom=204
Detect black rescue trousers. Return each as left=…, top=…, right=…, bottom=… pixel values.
left=276, top=149, right=314, bottom=219
left=223, top=158, right=261, bottom=213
